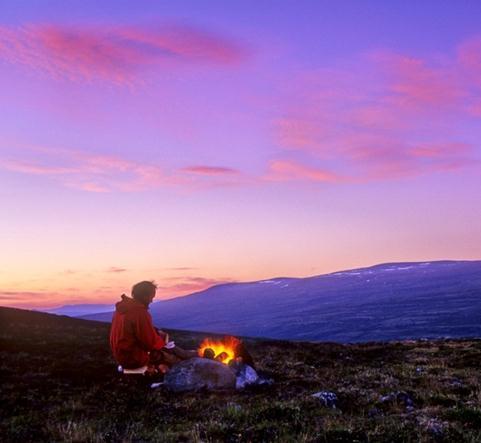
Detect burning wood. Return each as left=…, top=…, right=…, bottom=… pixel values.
left=215, top=352, right=228, bottom=363
left=198, top=336, right=240, bottom=364
left=198, top=336, right=251, bottom=365
left=203, top=348, right=216, bottom=360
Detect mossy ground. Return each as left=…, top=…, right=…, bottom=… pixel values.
left=1, top=307, right=480, bottom=442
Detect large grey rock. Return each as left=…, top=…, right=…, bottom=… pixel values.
left=164, top=358, right=236, bottom=392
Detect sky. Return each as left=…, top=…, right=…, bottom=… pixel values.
left=1, top=0, right=481, bottom=309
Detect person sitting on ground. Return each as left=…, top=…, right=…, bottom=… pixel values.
left=110, top=280, right=196, bottom=375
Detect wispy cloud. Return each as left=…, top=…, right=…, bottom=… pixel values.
left=0, top=23, right=245, bottom=85
left=373, top=51, right=464, bottom=107
left=1, top=159, right=79, bottom=175
left=0, top=145, right=251, bottom=192
left=270, top=36, right=481, bottom=183
left=265, top=160, right=344, bottom=183
left=181, top=165, right=240, bottom=175
left=61, top=269, right=78, bottom=275
left=0, top=291, right=49, bottom=298
left=457, top=36, right=481, bottom=87
left=157, top=276, right=235, bottom=296
left=0, top=146, right=180, bottom=192
left=0, top=290, right=62, bottom=307
left=107, top=267, right=127, bottom=273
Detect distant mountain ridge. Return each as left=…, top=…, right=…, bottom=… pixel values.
left=82, top=260, right=481, bottom=342
left=41, top=304, right=114, bottom=317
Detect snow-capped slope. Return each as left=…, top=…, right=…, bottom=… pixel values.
left=83, top=261, right=481, bottom=342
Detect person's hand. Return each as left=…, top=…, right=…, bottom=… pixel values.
left=158, top=330, right=169, bottom=344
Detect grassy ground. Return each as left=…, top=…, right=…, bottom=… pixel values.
left=1, top=306, right=480, bottom=442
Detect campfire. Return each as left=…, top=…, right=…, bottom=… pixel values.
left=162, top=335, right=270, bottom=392
left=198, top=336, right=241, bottom=364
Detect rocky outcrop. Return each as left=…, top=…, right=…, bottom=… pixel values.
left=165, top=358, right=236, bottom=392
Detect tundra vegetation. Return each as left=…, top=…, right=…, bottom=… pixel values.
left=1, top=307, right=480, bottom=442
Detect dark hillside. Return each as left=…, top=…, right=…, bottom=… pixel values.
left=1, top=306, right=481, bottom=442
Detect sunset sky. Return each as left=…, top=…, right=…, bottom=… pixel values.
left=1, top=0, right=481, bottom=309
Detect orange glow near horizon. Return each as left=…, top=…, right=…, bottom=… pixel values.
left=2, top=247, right=481, bottom=310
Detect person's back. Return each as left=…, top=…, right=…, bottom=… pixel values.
left=110, top=282, right=166, bottom=369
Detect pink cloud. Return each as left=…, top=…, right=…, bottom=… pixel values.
left=74, top=182, right=110, bottom=193
left=0, top=23, right=245, bottom=85
left=157, top=276, right=236, bottom=296
left=107, top=267, right=127, bottom=273
left=347, top=139, right=473, bottom=180
left=0, top=145, right=251, bottom=192
left=374, top=52, right=463, bottom=107
left=1, top=147, right=178, bottom=192
left=409, top=142, right=469, bottom=159
left=467, top=102, right=481, bottom=117
left=349, top=105, right=408, bottom=131
left=265, top=159, right=343, bottom=183
left=0, top=290, right=63, bottom=308
left=335, top=133, right=473, bottom=180
left=0, top=159, right=78, bottom=175
left=270, top=39, right=481, bottom=184
left=458, top=36, right=481, bottom=84
left=117, top=25, right=245, bottom=64
left=0, top=291, right=49, bottom=298
left=181, top=165, right=240, bottom=175
left=275, top=117, right=326, bottom=151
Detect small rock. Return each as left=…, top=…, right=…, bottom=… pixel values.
left=426, top=418, right=445, bottom=437
left=418, top=417, right=446, bottom=438
left=229, top=361, right=273, bottom=389
left=311, top=391, right=338, bottom=408
left=234, top=363, right=259, bottom=389
left=448, top=377, right=463, bottom=388
left=379, top=391, right=414, bottom=409
left=379, top=392, right=396, bottom=403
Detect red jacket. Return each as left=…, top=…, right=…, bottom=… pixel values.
left=110, top=295, right=166, bottom=369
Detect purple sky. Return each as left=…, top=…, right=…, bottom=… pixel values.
left=1, top=0, right=481, bottom=308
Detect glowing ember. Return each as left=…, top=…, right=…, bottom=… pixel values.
left=198, top=336, right=241, bottom=364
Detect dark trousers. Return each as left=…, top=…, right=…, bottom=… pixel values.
left=149, top=347, right=197, bottom=368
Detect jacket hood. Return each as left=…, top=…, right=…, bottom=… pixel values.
left=115, top=294, right=146, bottom=314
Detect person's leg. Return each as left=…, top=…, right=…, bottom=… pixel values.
left=148, top=349, right=176, bottom=374
left=149, top=347, right=196, bottom=370
left=170, top=346, right=198, bottom=360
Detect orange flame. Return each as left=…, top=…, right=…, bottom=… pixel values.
left=198, top=336, right=241, bottom=364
